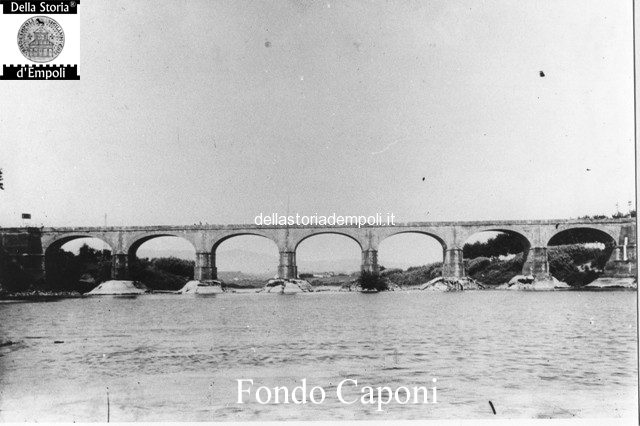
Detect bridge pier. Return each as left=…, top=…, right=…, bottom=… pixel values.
left=442, top=248, right=465, bottom=279
left=278, top=251, right=297, bottom=279
left=111, top=253, right=129, bottom=280
left=522, top=246, right=552, bottom=280
left=628, top=243, right=637, bottom=263
left=194, top=252, right=217, bottom=281
left=361, top=249, right=379, bottom=275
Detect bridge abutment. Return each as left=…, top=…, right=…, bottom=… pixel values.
left=442, top=248, right=465, bottom=279
left=361, top=249, right=379, bottom=275
left=194, top=252, right=217, bottom=281
left=111, top=253, right=129, bottom=280
left=25, top=253, right=45, bottom=282
left=278, top=251, right=297, bottom=279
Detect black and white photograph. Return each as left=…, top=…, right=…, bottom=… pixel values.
left=0, top=0, right=637, bottom=423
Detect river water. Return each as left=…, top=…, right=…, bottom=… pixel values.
left=0, top=289, right=637, bottom=421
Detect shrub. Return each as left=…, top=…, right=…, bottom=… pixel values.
left=358, top=271, right=388, bottom=291
left=380, top=268, right=403, bottom=277
left=466, top=257, right=491, bottom=275
left=151, top=257, right=194, bottom=279
left=129, top=257, right=190, bottom=291
left=466, top=253, right=524, bottom=285
left=382, top=263, right=442, bottom=287
left=548, top=244, right=614, bottom=286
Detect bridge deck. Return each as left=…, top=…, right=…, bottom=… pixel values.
left=3, top=217, right=633, bottom=233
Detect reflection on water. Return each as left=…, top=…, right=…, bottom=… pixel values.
left=0, top=289, right=637, bottom=421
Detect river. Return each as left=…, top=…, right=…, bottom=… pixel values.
left=0, top=289, right=637, bottom=421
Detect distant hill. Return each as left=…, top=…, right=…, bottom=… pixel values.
left=297, top=258, right=360, bottom=274
left=136, top=248, right=195, bottom=260
left=217, top=249, right=278, bottom=275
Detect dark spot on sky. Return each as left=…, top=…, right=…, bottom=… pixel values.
left=422, top=177, right=425, bottom=181
left=539, top=71, right=545, bottom=77
left=265, top=41, right=271, bottom=48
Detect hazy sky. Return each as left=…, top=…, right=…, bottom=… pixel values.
left=1, top=0, right=635, bottom=266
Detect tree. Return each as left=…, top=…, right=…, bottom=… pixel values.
left=0, top=168, right=4, bottom=190
left=463, top=233, right=524, bottom=259
left=45, top=244, right=112, bottom=292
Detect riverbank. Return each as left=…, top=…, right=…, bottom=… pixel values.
left=1, top=244, right=635, bottom=298
left=0, top=280, right=636, bottom=300
left=0, top=290, right=84, bottom=301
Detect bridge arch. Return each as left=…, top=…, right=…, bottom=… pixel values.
left=377, top=232, right=445, bottom=276
left=295, top=232, right=363, bottom=278
left=460, top=229, right=533, bottom=285
left=125, top=233, right=198, bottom=289
left=42, top=234, right=115, bottom=255
left=378, top=230, right=447, bottom=251
left=126, top=232, right=198, bottom=258
left=546, top=227, right=618, bottom=286
left=211, top=232, right=280, bottom=280
left=293, top=231, right=364, bottom=252
left=211, top=232, right=279, bottom=253
left=547, top=226, right=617, bottom=246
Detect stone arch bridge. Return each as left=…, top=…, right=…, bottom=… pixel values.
left=0, top=218, right=636, bottom=284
